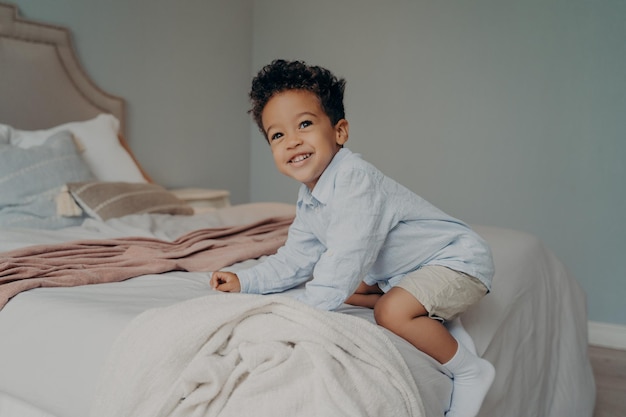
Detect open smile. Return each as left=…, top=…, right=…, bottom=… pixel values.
left=289, top=153, right=312, bottom=164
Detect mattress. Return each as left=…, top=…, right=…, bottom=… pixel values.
left=0, top=203, right=595, bottom=417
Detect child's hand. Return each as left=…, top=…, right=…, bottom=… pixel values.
left=210, top=271, right=241, bottom=292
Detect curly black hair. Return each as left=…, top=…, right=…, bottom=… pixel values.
left=249, top=59, right=346, bottom=140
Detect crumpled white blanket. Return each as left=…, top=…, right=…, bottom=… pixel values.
left=90, top=293, right=425, bottom=417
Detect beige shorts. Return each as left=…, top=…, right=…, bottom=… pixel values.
left=395, top=265, right=488, bottom=321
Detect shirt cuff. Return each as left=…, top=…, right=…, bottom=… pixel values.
left=236, top=269, right=257, bottom=294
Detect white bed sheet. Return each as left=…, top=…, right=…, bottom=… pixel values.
left=0, top=203, right=595, bottom=417
left=0, top=203, right=450, bottom=417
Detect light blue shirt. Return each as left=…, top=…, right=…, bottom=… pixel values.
left=238, top=148, right=494, bottom=311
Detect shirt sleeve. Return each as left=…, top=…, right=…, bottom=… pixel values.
left=237, top=213, right=324, bottom=294
left=296, top=167, right=396, bottom=310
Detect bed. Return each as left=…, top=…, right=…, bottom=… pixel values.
left=0, top=3, right=596, bottom=417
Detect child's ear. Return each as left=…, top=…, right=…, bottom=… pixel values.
left=335, top=119, right=349, bottom=146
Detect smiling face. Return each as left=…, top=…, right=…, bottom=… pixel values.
left=262, top=89, right=349, bottom=190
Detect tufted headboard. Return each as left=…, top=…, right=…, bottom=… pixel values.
left=0, top=2, right=126, bottom=132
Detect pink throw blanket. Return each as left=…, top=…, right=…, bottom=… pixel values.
left=0, top=216, right=294, bottom=309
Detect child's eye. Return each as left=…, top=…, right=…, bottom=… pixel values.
left=299, top=120, right=312, bottom=129
left=270, top=132, right=283, bottom=141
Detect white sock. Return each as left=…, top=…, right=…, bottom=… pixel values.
left=445, top=317, right=477, bottom=355
left=443, top=342, right=495, bottom=417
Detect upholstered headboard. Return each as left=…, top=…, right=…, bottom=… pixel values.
left=0, top=2, right=126, bottom=132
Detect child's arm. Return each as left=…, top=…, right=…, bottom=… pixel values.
left=237, top=215, right=323, bottom=295
left=344, top=282, right=383, bottom=309
left=295, top=168, right=395, bottom=311
left=210, top=271, right=241, bottom=292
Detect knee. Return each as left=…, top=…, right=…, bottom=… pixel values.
left=374, top=288, right=427, bottom=334
left=373, top=295, right=401, bottom=331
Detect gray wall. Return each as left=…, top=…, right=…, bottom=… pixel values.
left=10, top=1, right=626, bottom=326
left=12, top=0, right=253, bottom=204
left=250, top=0, right=626, bottom=326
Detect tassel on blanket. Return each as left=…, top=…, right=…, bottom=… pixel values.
left=70, top=133, right=87, bottom=154
left=56, top=185, right=83, bottom=217
left=56, top=134, right=87, bottom=217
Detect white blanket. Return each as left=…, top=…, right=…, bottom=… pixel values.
left=90, top=293, right=425, bottom=417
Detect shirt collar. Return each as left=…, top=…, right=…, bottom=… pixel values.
left=298, top=148, right=352, bottom=207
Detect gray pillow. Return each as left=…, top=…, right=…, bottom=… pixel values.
left=66, top=181, right=194, bottom=221
left=0, top=130, right=95, bottom=229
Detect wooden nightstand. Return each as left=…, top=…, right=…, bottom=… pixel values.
left=170, top=188, right=231, bottom=214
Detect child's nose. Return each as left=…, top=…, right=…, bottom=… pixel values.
left=286, top=133, right=302, bottom=148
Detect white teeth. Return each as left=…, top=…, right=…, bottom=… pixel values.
left=291, top=154, right=311, bottom=163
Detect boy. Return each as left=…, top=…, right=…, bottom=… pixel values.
left=211, top=59, right=495, bottom=417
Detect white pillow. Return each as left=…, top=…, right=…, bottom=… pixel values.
left=0, top=125, right=9, bottom=144
left=0, top=114, right=146, bottom=183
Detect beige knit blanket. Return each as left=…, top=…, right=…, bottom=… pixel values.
left=0, top=215, right=294, bottom=309
left=90, top=293, right=425, bottom=417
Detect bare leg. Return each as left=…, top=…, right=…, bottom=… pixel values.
left=374, top=287, right=457, bottom=362
left=345, top=282, right=383, bottom=309
left=374, top=287, right=494, bottom=417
